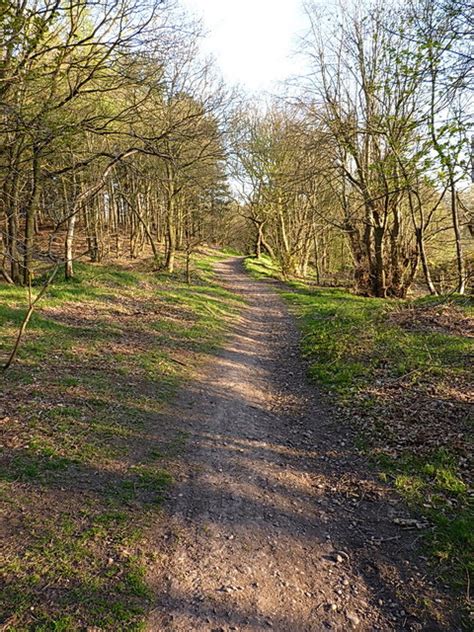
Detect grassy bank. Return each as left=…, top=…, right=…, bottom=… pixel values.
left=245, top=255, right=473, bottom=614
left=0, top=251, right=242, bottom=631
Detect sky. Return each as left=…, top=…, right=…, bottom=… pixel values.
left=180, top=0, right=308, bottom=93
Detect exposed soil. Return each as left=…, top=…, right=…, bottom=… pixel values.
left=145, top=258, right=457, bottom=632
left=389, top=303, right=474, bottom=338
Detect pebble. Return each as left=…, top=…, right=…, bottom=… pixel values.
left=346, top=612, right=361, bottom=626
left=336, top=550, right=350, bottom=562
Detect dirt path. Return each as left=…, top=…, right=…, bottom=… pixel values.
left=145, top=258, right=452, bottom=632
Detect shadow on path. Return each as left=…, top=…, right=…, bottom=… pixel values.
left=146, top=259, right=450, bottom=632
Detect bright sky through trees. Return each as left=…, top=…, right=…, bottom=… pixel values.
left=181, top=0, right=307, bottom=92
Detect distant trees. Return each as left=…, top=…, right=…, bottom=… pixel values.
left=306, top=0, right=472, bottom=296
left=0, top=0, right=232, bottom=284
left=406, top=0, right=473, bottom=294
left=229, top=0, right=471, bottom=296
left=230, top=105, right=340, bottom=278
left=1, top=0, right=471, bottom=297
left=1, top=0, right=155, bottom=282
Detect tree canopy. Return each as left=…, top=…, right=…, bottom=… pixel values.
left=0, top=0, right=472, bottom=296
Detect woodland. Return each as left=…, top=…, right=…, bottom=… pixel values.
left=0, top=0, right=473, bottom=630
left=0, top=0, right=472, bottom=297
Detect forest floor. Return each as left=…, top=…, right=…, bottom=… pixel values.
left=0, top=250, right=242, bottom=631
left=0, top=253, right=471, bottom=631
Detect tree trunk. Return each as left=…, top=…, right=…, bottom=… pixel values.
left=373, top=224, right=386, bottom=298
left=261, top=232, right=275, bottom=259
left=23, top=149, right=41, bottom=284
left=3, top=156, right=22, bottom=283
left=165, top=199, right=176, bottom=273
left=313, top=231, right=321, bottom=285
left=254, top=223, right=263, bottom=258
left=65, top=213, right=77, bottom=280
left=389, top=205, right=403, bottom=297
left=449, top=175, right=466, bottom=294
left=415, top=227, right=437, bottom=295
left=6, top=204, right=21, bottom=284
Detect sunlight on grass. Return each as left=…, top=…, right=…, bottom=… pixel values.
left=244, top=256, right=473, bottom=607
left=0, top=250, right=241, bottom=630
left=244, top=254, right=282, bottom=280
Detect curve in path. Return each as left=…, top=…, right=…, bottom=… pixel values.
left=146, top=258, right=449, bottom=632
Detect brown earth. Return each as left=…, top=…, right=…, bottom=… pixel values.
left=144, top=258, right=457, bottom=632
left=389, top=303, right=474, bottom=338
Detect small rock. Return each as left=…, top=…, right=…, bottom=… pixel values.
left=336, top=550, right=350, bottom=562
left=346, top=612, right=360, bottom=626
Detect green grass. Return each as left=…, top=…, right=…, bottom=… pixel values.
left=0, top=249, right=243, bottom=630
left=244, top=254, right=283, bottom=281
left=245, top=255, right=473, bottom=613
left=378, top=448, right=472, bottom=597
